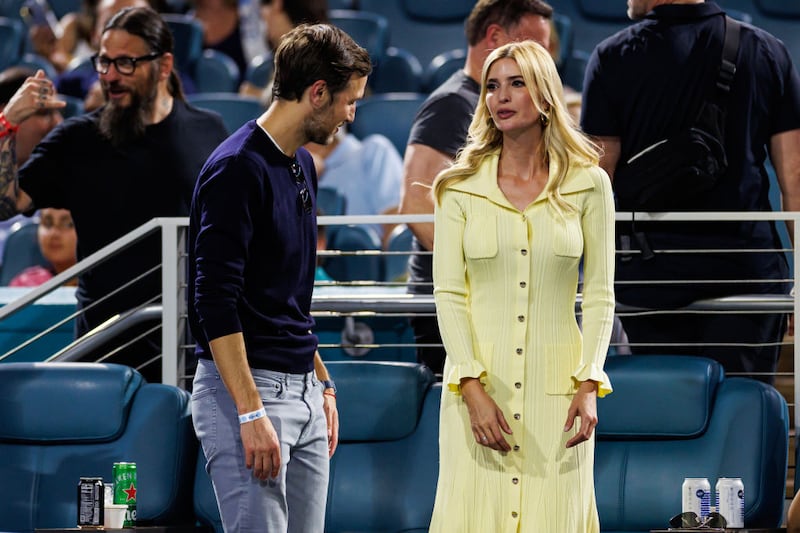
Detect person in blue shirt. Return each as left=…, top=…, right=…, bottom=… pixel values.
left=189, top=23, right=372, bottom=532
left=306, top=128, right=403, bottom=243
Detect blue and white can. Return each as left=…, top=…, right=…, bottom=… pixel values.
left=682, top=477, right=711, bottom=518
left=716, top=477, right=745, bottom=528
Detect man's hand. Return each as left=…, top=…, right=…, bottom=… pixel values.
left=4, top=70, right=65, bottom=126
left=241, top=414, right=281, bottom=480
left=323, top=392, right=339, bottom=457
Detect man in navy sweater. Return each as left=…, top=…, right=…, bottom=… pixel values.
left=189, top=24, right=371, bottom=532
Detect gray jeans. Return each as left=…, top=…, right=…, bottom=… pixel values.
left=192, top=358, right=329, bottom=532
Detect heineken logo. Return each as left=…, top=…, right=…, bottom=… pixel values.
left=123, top=483, right=137, bottom=502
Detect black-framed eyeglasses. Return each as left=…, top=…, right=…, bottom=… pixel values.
left=290, top=160, right=312, bottom=216
left=668, top=511, right=727, bottom=530
left=91, top=52, right=163, bottom=75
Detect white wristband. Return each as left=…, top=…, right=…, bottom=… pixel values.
left=238, top=407, right=266, bottom=424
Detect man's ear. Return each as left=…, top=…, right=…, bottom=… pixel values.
left=159, top=52, right=174, bottom=82
left=485, top=23, right=507, bottom=49
left=308, top=79, right=329, bottom=108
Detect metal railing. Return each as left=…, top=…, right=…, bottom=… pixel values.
left=0, top=212, right=797, bottom=421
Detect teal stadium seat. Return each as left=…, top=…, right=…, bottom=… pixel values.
left=244, top=53, right=272, bottom=89
left=370, top=46, right=423, bottom=93
left=193, top=48, right=240, bottom=93
left=317, top=186, right=347, bottom=217
left=422, top=47, right=465, bottom=93
left=162, top=14, right=203, bottom=76
left=47, top=0, right=81, bottom=18
left=349, top=92, right=428, bottom=156
left=193, top=448, right=222, bottom=533
left=58, top=93, right=84, bottom=118
left=383, top=223, right=412, bottom=282
left=596, top=355, right=788, bottom=532
left=359, top=0, right=472, bottom=75
left=0, top=362, right=196, bottom=531
left=0, top=16, right=24, bottom=71
left=329, top=9, right=389, bottom=70
left=324, top=224, right=382, bottom=282
left=14, top=52, right=56, bottom=78
left=552, top=12, right=574, bottom=71
left=187, top=92, right=263, bottom=134
left=0, top=220, right=46, bottom=285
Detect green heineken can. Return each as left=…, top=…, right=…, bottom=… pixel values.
left=112, top=462, right=137, bottom=527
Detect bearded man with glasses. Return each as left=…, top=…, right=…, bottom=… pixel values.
left=0, top=6, right=228, bottom=377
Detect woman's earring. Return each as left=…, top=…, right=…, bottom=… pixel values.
left=540, top=113, right=550, bottom=127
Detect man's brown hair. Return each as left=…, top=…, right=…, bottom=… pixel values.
left=465, top=0, right=553, bottom=46
left=272, top=23, right=371, bottom=102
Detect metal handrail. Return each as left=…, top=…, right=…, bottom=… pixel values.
left=49, top=305, right=163, bottom=362
left=0, top=211, right=797, bottom=421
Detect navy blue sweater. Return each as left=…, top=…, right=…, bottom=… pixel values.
left=188, top=121, right=319, bottom=373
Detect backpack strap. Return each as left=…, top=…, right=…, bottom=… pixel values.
left=716, top=16, right=741, bottom=95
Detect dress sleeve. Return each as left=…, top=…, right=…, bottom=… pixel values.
left=433, top=188, right=487, bottom=394
left=572, top=167, right=615, bottom=397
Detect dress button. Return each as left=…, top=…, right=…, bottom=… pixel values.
left=512, top=511, right=518, bottom=518
left=516, top=348, right=523, bottom=355
left=517, top=315, right=525, bottom=322
left=514, top=413, right=521, bottom=420
left=513, top=445, right=520, bottom=451
left=519, top=281, right=526, bottom=288
left=515, top=382, right=522, bottom=389
left=512, top=477, right=519, bottom=484
left=521, top=249, right=528, bottom=256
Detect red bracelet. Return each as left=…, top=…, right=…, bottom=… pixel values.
left=323, top=390, right=336, bottom=399
left=0, top=113, right=19, bottom=136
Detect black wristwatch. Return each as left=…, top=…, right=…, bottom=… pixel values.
left=321, top=379, right=336, bottom=393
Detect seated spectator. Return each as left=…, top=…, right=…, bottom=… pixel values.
left=239, top=0, right=328, bottom=101
left=28, top=0, right=99, bottom=73
left=187, top=0, right=263, bottom=84
left=0, top=66, right=63, bottom=259
left=10, top=208, right=77, bottom=287
left=305, top=129, right=403, bottom=243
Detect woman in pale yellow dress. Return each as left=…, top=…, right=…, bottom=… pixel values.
left=430, top=40, right=615, bottom=533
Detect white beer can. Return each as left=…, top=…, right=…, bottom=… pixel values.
left=716, top=477, right=745, bottom=528
left=682, top=477, right=711, bottom=518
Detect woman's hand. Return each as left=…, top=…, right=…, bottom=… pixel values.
left=564, top=380, right=598, bottom=448
left=460, top=377, right=512, bottom=451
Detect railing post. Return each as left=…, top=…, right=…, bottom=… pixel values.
left=794, top=213, right=800, bottom=434
left=161, top=221, right=180, bottom=387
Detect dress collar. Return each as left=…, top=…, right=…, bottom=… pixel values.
left=444, top=151, right=595, bottom=210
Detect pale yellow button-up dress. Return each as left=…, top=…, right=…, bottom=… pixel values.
left=430, top=153, right=615, bottom=533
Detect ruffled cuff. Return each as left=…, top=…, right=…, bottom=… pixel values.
left=445, top=360, right=488, bottom=394
left=571, top=362, right=613, bottom=398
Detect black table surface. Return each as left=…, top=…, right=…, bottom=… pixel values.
left=650, top=527, right=786, bottom=533
left=36, top=526, right=211, bottom=532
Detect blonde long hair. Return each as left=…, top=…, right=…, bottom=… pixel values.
left=433, top=41, right=600, bottom=216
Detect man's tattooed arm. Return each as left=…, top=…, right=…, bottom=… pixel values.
left=0, top=135, right=28, bottom=220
